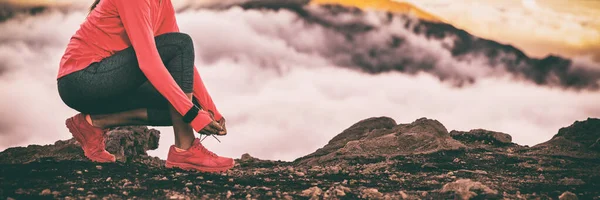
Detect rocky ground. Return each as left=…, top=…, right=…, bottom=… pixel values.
left=0, top=118, right=599, bottom=200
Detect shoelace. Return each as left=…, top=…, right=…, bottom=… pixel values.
left=192, top=141, right=218, bottom=157
left=200, top=134, right=221, bottom=143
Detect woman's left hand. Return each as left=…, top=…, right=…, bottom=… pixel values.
left=207, top=110, right=227, bottom=136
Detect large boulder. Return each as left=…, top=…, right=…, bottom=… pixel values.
left=0, top=126, right=160, bottom=164
left=528, top=118, right=600, bottom=158
left=295, top=117, right=466, bottom=166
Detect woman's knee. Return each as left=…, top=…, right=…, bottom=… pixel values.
left=156, top=32, right=194, bottom=50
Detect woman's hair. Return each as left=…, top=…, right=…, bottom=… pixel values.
left=90, top=0, right=101, bottom=12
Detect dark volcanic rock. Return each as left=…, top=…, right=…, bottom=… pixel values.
left=551, top=118, right=600, bottom=148
left=1, top=118, right=599, bottom=200
left=528, top=118, right=600, bottom=158
left=104, top=126, right=160, bottom=162
left=295, top=117, right=465, bottom=165
left=450, top=129, right=513, bottom=148
left=0, top=126, right=160, bottom=164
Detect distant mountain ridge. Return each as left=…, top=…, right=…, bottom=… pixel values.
left=235, top=0, right=600, bottom=90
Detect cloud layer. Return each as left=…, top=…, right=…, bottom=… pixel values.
left=0, top=4, right=598, bottom=161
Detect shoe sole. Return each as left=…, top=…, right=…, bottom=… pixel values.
left=165, top=160, right=235, bottom=173
left=66, top=117, right=115, bottom=163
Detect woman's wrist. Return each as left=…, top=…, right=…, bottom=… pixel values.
left=189, top=110, right=213, bottom=133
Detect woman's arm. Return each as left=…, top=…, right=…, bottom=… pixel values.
left=114, top=0, right=213, bottom=132
left=157, top=0, right=224, bottom=122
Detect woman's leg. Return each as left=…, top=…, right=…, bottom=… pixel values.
left=58, top=32, right=199, bottom=149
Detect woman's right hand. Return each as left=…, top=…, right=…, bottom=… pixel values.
left=190, top=110, right=224, bottom=135
left=199, top=120, right=224, bottom=135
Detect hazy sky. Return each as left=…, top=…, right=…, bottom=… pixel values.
left=0, top=0, right=598, bottom=161
left=399, top=0, right=600, bottom=59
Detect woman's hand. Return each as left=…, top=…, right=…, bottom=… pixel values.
left=202, top=109, right=226, bottom=136
left=217, top=118, right=227, bottom=136
left=199, top=120, right=224, bottom=136
left=190, top=109, right=224, bottom=135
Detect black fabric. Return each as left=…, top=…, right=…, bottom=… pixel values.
left=182, top=105, right=200, bottom=123
left=57, top=32, right=196, bottom=126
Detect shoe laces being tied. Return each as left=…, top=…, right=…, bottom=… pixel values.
left=199, top=109, right=223, bottom=143
left=200, top=133, right=221, bottom=143
left=193, top=138, right=218, bottom=157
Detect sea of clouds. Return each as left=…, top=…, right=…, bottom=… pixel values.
left=0, top=3, right=598, bottom=161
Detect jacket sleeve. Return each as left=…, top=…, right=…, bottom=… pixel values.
left=114, top=0, right=213, bottom=131
left=157, top=0, right=224, bottom=121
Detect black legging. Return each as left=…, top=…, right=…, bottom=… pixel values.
left=57, top=32, right=197, bottom=126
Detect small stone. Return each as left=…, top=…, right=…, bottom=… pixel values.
left=441, top=179, right=498, bottom=199
left=295, top=172, right=305, bottom=177
left=40, top=189, right=52, bottom=195
left=229, top=178, right=234, bottom=182
left=96, top=165, right=102, bottom=170
left=245, top=194, right=251, bottom=198
left=106, top=177, right=112, bottom=182
left=361, top=188, right=383, bottom=199
left=334, top=189, right=346, bottom=196
left=122, top=191, right=129, bottom=196
left=77, top=188, right=84, bottom=191
left=226, top=191, right=232, bottom=198
left=76, top=171, right=82, bottom=175
left=301, top=186, right=323, bottom=197
left=168, top=193, right=185, bottom=199
left=161, top=177, right=168, bottom=180
left=399, top=191, right=408, bottom=199
left=559, top=191, right=578, bottom=200
left=329, top=166, right=341, bottom=174
left=537, top=167, right=544, bottom=172
left=185, top=182, right=193, bottom=186
left=52, top=191, right=60, bottom=196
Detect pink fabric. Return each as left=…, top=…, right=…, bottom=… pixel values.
left=58, top=0, right=222, bottom=131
